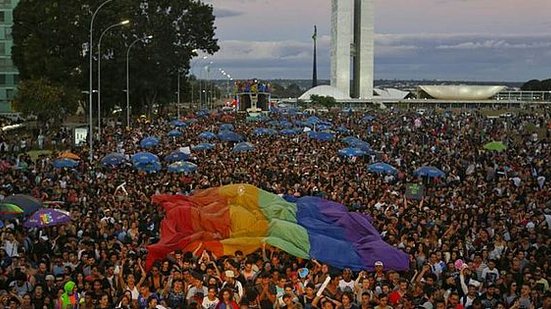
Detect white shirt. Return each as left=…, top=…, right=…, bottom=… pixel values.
left=4, top=240, right=18, bottom=257
left=202, top=297, right=219, bottom=309
left=338, top=279, right=355, bottom=292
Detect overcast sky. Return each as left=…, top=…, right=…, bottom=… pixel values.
left=200, top=0, right=551, bottom=82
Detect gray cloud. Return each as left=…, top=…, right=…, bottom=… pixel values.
left=206, top=33, right=551, bottom=81
left=213, top=8, right=244, bottom=18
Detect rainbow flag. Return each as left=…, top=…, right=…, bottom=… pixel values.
left=146, top=184, right=408, bottom=271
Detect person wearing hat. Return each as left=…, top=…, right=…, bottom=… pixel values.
left=57, top=280, right=80, bottom=309
left=221, top=270, right=243, bottom=304
left=373, top=262, right=385, bottom=283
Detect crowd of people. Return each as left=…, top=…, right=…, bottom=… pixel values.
left=0, top=107, right=550, bottom=309
left=234, top=81, right=271, bottom=94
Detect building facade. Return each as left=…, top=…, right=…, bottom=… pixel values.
left=331, top=0, right=374, bottom=99
left=0, top=0, right=19, bottom=113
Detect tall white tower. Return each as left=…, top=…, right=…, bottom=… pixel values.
left=331, top=0, right=374, bottom=99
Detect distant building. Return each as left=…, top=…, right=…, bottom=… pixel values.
left=0, top=0, right=19, bottom=113
left=331, top=0, right=374, bottom=99
left=299, top=85, right=351, bottom=101
left=417, top=85, right=506, bottom=100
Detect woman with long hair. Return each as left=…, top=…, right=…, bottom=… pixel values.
left=215, top=288, right=239, bottom=309
left=503, top=282, right=518, bottom=306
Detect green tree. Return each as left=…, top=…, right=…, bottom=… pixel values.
left=310, top=95, right=337, bottom=108
left=12, top=78, right=79, bottom=123
left=521, top=80, right=542, bottom=91
left=12, top=0, right=219, bottom=116
left=285, top=83, right=303, bottom=98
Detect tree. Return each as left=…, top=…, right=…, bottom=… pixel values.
left=310, top=95, right=337, bottom=108
left=12, top=78, right=79, bottom=123
left=12, top=0, right=219, bottom=116
left=521, top=80, right=542, bottom=91
left=285, top=83, right=303, bottom=98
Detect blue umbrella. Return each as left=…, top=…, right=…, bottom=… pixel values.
left=171, top=120, right=187, bottom=127
left=196, top=110, right=209, bottom=117
left=254, top=128, right=276, bottom=136
left=342, top=136, right=371, bottom=151
left=267, top=120, right=279, bottom=127
left=140, top=136, right=160, bottom=148
left=306, top=116, right=321, bottom=125
left=279, top=121, right=293, bottom=128
left=354, top=141, right=372, bottom=151
left=280, top=129, right=298, bottom=136
left=220, top=123, right=234, bottom=131
left=414, top=166, right=445, bottom=178
left=164, top=151, right=190, bottom=163
left=317, top=124, right=332, bottom=131
left=308, top=131, right=335, bottom=142
left=342, top=136, right=362, bottom=144
left=134, top=161, right=162, bottom=174
left=294, top=120, right=310, bottom=127
left=362, top=115, right=376, bottom=122
left=199, top=131, right=217, bottom=140
left=53, top=158, right=79, bottom=169
left=338, top=147, right=367, bottom=157
left=131, top=152, right=159, bottom=165
left=337, top=126, right=350, bottom=134
left=168, top=161, right=198, bottom=173
left=368, top=162, right=398, bottom=175
left=101, top=153, right=126, bottom=167
left=218, top=130, right=244, bottom=142
left=232, top=142, right=255, bottom=153
left=192, top=143, right=216, bottom=151
left=167, top=130, right=183, bottom=137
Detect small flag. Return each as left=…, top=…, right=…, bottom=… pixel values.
left=312, top=25, right=317, bottom=41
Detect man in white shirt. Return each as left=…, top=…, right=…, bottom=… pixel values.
left=221, top=270, right=243, bottom=303
left=338, top=268, right=355, bottom=292
left=187, top=273, right=208, bottom=305
left=481, top=260, right=499, bottom=284
left=202, top=286, right=219, bottom=309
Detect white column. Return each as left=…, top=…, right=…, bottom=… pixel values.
left=331, top=0, right=353, bottom=97
left=356, top=0, right=374, bottom=99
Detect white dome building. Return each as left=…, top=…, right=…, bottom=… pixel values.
left=418, top=85, right=506, bottom=101
left=299, top=85, right=351, bottom=101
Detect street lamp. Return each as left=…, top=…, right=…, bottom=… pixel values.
left=191, top=56, right=208, bottom=108
left=89, top=0, right=116, bottom=161
left=126, top=35, right=153, bottom=128
left=97, top=19, right=130, bottom=140
left=204, top=61, right=213, bottom=108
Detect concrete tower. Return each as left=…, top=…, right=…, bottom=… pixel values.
left=331, top=0, right=374, bottom=99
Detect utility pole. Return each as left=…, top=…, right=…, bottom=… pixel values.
left=312, top=25, right=318, bottom=88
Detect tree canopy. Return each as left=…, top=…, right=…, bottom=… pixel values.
left=310, top=95, right=337, bottom=108
left=12, top=78, right=79, bottom=122
left=12, top=0, right=219, bottom=115
left=521, top=79, right=551, bottom=91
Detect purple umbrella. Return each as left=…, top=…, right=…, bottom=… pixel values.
left=23, top=209, right=71, bottom=228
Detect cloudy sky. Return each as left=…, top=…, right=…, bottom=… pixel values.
left=201, top=0, right=551, bottom=82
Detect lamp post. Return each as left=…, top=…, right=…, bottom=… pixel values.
left=126, top=35, right=153, bottom=128
left=191, top=56, right=208, bottom=108
left=88, top=0, right=115, bottom=162
left=204, top=61, right=213, bottom=109
left=97, top=19, right=130, bottom=141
